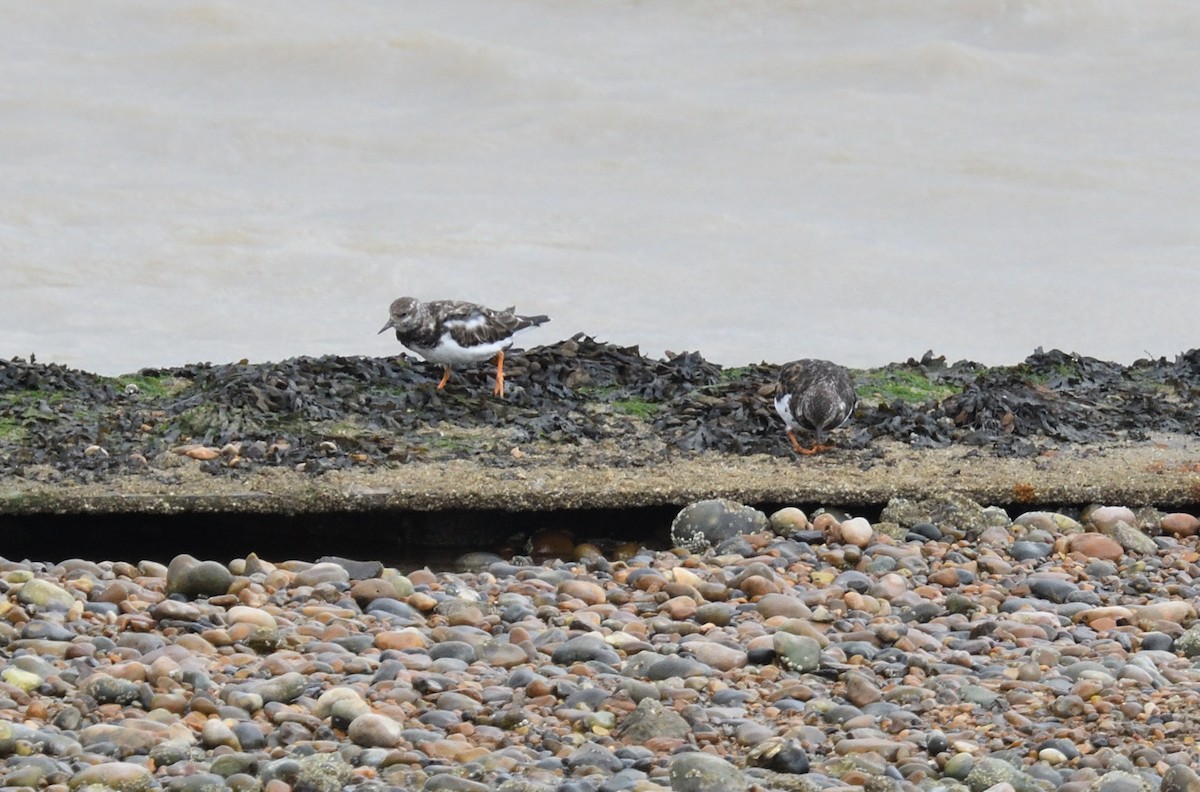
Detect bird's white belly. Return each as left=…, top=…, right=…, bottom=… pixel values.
left=409, top=334, right=512, bottom=365
left=774, top=393, right=798, bottom=430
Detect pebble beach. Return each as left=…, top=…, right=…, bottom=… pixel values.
left=4, top=496, right=1200, bottom=792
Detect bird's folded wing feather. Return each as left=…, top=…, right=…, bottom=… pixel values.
left=442, top=307, right=522, bottom=346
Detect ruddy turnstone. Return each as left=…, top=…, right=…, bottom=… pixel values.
left=774, top=359, right=857, bottom=454
left=378, top=297, right=550, bottom=397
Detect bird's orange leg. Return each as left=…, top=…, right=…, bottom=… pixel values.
left=492, top=349, right=506, bottom=397
left=436, top=365, right=452, bottom=390
left=787, top=430, right=828, bottom=455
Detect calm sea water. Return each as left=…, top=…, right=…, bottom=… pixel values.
left=3, top=1, right=1198, bottom=376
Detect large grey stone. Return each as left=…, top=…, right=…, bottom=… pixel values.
left=670, top=752, right=748, bottom=792
left=294, top=752, right=352, bottom=792
left=68, top=762, right=155, bottom=792
left=671, top=499, right=768, bottom=552
left=615, top=697, right=690, bottom=742
left=16, top=579, right=76, bottom=610
left=167, top=554, right=233, bottom=598
left=774, top=632, right=821, bottom=673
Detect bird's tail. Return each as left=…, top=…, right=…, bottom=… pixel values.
left=521, top=314, right=551, bottom=328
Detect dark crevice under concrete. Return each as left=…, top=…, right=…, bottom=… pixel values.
left=0, top=501, right=1155, bottom=569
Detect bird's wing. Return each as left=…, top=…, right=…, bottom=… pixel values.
left=440, top=304, right=522, bottom=346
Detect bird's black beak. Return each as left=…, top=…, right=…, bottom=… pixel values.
left=377, top=319, right=394, bottom=335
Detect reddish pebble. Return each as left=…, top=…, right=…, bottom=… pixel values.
left=529, top=530, right=576, bottom=559
left=407, top=569, right=437, bottom=587
left=526, top=679, right=553, bottom=697
left=93, top=581, right=138, bottom=604
left=755, top=593, right=809, bottom=620
left=1066, top=533, right=1124, bottom=561
left=350, top=579, right=397, bottom=605
left=558, top=579, right=606, bottom=605
left=661, top=595, right=697, bottom=620
left=812, top=513, right=839, bottom=536
left=686, top=641, right=747, bottom=672
left=375, top=629, right=428, bottom=651
left=927, top=568, right=962, bottom=587
left=644, top=737, right=687, bottom=752
left=1161, top=512, right=1200, bottom=537
left=573, top=543, right=604, bottom=561
left=632, top=572, right=667, bottom=593
left=740, top=575, right=780, bottom=597
left=407, top=593, right=438, bottom=612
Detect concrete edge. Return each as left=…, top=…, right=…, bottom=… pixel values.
left=3, top=435, right=1200, bottom=515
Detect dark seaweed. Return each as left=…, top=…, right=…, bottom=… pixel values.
left=3, top=339, right=1200, bottom=482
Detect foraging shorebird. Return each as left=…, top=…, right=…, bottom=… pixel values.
left=774, top=359, right=857, bottom=454
left=378, top=297, right=549, bottom=397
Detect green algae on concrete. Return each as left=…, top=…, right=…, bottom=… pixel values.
left=854, top=365, right=962, bottom=405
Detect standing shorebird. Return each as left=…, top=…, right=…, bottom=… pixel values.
left=378, top=297, right=550, bottom=397
left=774, top=359, right=857, bottom=454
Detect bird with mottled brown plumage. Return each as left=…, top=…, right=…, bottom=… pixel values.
left=378, top=297, right=549, bottom=398
left=774, top=358, right=857, bottom=454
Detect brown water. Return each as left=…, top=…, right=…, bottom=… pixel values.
left=4, top=1, right=1198, bottom=375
